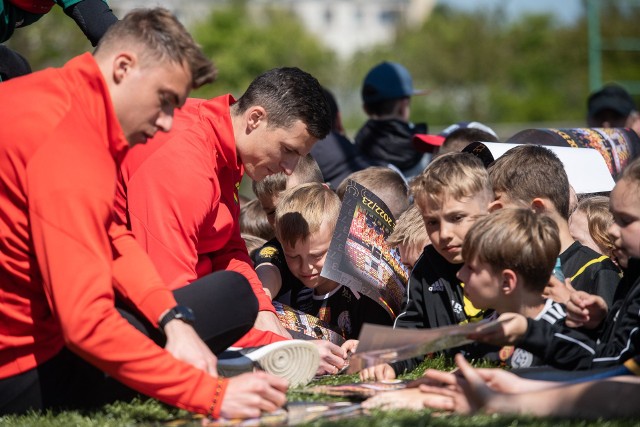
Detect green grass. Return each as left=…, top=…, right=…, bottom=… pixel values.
left=1, top=356, right=638, bottom=426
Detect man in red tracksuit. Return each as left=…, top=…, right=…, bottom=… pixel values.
left=115, top=68, right=351, bottom=375
left=0, top=8, right=287, bottom=418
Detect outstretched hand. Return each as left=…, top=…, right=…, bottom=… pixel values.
left=311, top=340, right=347, bottom=375
left=466, top=312, right=528, bottom=346
left=565, top=291, right=608, bottom=329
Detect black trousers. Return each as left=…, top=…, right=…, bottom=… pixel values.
left=0, top=270, right=258, bottom=414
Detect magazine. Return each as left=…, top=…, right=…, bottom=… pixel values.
left=321, top=180, right=408, bottom=319
left=195, top=402, right=362, bottom=426
left=272, top=301, right=346, bottom=346
left=302, top=379, right=409, bottom=399
left=347, top=319, right=505, bottom=373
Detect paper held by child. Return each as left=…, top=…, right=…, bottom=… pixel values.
left=347, top=319, right=505, bottom=373
left=321, top=180, right=408, bottom=319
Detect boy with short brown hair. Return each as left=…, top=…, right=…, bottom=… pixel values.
left=488, top=144, right=620, bottom=308
left=459, top=208, right=567, bottom=368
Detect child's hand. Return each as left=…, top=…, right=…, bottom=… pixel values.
left=310, top=340, right=347, bottom=375
left=467, top=313, right=528, bottom=346
left=359, top=363, right=396, bottom=382
left=341, top=339, right=358, bottom=355
left=565, top=291, right=608, bottom=329
left=542, top=276, right=574, bottom=305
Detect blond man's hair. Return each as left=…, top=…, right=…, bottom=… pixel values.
left=274, top=183, right=341, bottom=248
left=387, top=204, right=429, bottom=248
left=574, top=196, right=614, bottom=256
left=463, top=208, right=560, bottom=292
left=410, top=152, right=493, bottom=211
left=95, top=8, right=216, bottom=89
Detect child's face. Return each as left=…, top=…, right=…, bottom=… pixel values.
left=569, top=209, right=602, bottom=255
left=258, top=194, right=279, bottom=227
left=609, top=178, right=640, bottom=259
left=420, top=193, right=488, bottom=264
left=281, top=221, right=334, bottom=293
left=457, top=258, right=502, bottom=311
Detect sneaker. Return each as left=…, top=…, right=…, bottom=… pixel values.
left=217, top=340, right=320, bottom=387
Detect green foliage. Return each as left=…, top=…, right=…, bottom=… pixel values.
left=190, top=2, right=337, bottom=100
left=4, top=7, right=92, bottom=72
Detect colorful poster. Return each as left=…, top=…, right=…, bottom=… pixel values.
left=321, top=180, right=408, bottom=319
left=273, top=301, right=345, bottom=346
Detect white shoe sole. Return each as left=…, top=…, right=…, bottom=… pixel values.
left=245, top=340, right=320, bottom=387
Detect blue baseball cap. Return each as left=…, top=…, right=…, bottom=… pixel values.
left=361, top=61, right=423, bottom=103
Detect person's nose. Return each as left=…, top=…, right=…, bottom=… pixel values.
left=156, top=111, right=174, bottom=133
left=280, top=155, right=300, bottom=176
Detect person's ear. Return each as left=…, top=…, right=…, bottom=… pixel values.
left=488, top=199, right=503, bottom=212
left=501, top=269, right=517, bottom=295
left=530, top=198, right=547, bottom=215
left=112, top=52, right=136, bottom=84
left=246, top=106, right=266, bottom=133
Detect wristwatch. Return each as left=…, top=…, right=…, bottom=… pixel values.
left=158, top=305, right=196, bottom=331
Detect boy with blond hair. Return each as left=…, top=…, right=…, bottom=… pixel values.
left=386, top=204, right=430, bottom=271
left=274, top=183, right=393, bottom=343
left=459, top=208, right=567, bottom=368
left=360, top=152, right=493, bottom=381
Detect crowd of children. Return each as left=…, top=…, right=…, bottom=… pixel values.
left=1, top=8, right=639, bottom=420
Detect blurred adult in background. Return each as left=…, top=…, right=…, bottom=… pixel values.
left=587, top=83, right=640, bottom=136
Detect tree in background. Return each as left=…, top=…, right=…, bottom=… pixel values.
left=341, top=1, right=640, bottom=134
left=4, top=1, right=638, bottom=135
left=190, top=1, right=336, bottom=100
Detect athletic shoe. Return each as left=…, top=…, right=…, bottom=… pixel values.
left=217, top=339, right=320, bottom=387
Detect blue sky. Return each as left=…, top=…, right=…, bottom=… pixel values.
left=439, top=0, right=584, bottom=24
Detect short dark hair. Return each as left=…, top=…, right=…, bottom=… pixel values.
left=463, top=208, right=560, bottom=292
left=489, top=145, right=571, bottom=220
left=234, top=67, right=331, bottom=140
left=95, top=8, right=216, bottom=89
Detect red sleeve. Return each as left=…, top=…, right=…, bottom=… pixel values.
left=109, top=222, right=176, bottom=326
left=124, top=130, right=215, bottom=289
left=27, top=131, right=220, bottom=414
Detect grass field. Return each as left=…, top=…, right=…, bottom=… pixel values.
left=1, top=357, right=637, bottom=427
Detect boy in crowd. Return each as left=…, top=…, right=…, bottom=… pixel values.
left=472, top=157, right=640, bottom=372
left=252, top=156, right=349, bottom=373
left=459, top=208, right=566, bottom=368
left=386, top=204, right=430, bottom=272
left=253, top=154, right=324, bottom=228
left=273, top=183, right=393, bottom=343
left=360, top=152, right=493, bottom=381
left=488, top=144, right=621, bottom=309
left=335, top=166, right=410, bottom=219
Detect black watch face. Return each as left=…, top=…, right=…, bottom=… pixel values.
left=175, top=305, right=195, bottom=324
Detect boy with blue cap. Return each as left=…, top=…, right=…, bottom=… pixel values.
left=354, top=61, right=428, bottom=179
